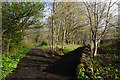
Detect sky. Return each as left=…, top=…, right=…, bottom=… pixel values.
left=43, top=1, right=119, bottom=18
left=1, top=0, right=120, bottom=2
left=2, top=1, right=119, bottom=25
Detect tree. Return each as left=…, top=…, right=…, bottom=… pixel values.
left=2, top=2, right=45, bottom=53
left=83, top=0, right=118, bottom=57
left=46, top=2, right=90, bottom=51
left=51, top=0, right=56, bottom=51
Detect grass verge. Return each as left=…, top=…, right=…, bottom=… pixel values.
left=42, top=44, right=83, bottom=54
left=1, top=42, right=42, bottom=79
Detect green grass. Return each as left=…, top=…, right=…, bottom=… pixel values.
left=42, top=44, right=83, bottom=54
left=1, top=42, right=42, bottom=79
left=42, top=45, right=49, bottom=52
left=42, top=45, right=48, bottom=49
left=63, top=44, right=83, bottom=53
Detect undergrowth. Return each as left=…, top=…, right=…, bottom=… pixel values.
left=99, top=43, right=120, bottom=55
left=92, top=55, right=120, bottom=79
left=76, top=43, right=120, bottom=79
left=1, top=42, right=42, bottom=79
left=76, top=69, right=89, bottom=79
left=76, top=55, right=120, bottom=79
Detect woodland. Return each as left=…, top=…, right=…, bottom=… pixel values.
left=1, top=0, right=120, bottom=79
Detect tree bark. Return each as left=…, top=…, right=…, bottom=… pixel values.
left=52, top=0, right=55, bottom=51
left=56, top=23, right=60, bottom=45
left=93, top=40, right=98, bottom=57
left=62, top=29, right=66, bottom=49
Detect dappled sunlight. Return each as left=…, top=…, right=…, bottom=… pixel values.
left=2, top=1, right=120, bottom=79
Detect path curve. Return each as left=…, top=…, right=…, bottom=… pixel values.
left=6, top=45, right=84, bottom=80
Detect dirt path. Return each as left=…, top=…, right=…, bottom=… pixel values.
left=6, top=45, right=84, bottom=80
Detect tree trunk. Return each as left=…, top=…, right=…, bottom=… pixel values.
left=52, top=0, right=55, bottom=51
left=47, top=35, right=49, bottom=49
left=62, top=29, right=66, bottom=49
left=56, top=24, right=60, bottom=45
left=66, top=31, right=70, bottom=44
left=54, top=27, right=57, bottom=51
left=93, top=40, right=98, bottom=57
left=52, top=18, right=54, bottom=50
left=68, top=33, right=70, bottom=44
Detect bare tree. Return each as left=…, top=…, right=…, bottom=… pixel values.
left=83, top=0, right=118, bottom=57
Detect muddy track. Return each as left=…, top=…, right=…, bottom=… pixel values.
left=6, top=45, right=84, bottom=80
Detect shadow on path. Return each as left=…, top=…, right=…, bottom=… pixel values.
left=43, top=47, right=85, bottom=79
left=6, top=45, right=85, bottom=80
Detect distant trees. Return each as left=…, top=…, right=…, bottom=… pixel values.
left=2, top=1, right=118, bottom=57
left=47, top=2, right=88, bottom=50
left=2, top=2, right=45, bottom=53
left=46, top=1, right=118, bottom=55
